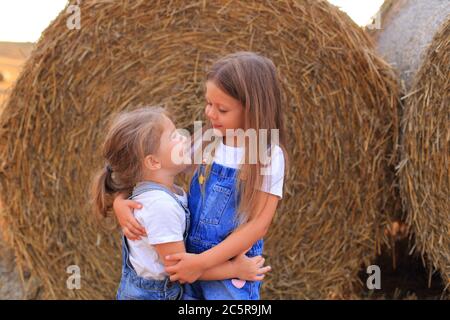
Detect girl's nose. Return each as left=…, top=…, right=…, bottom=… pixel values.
left=205, top=104, right=217, bottom=121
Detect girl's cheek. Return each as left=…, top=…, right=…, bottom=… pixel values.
left=170, top=141, right=187, bottom=164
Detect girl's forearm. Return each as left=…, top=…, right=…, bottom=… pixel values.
left=198, top=260, right=237, bottom=280
left=196, top=193, right=279, bottom=271
left=198, top=219, right=266, bottom=270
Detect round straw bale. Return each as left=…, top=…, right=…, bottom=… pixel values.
left=0, top=0, right=399, bottom=299
left=397, top=20, right=450, bottom=291
left=373, top=0, right=449, bottom=291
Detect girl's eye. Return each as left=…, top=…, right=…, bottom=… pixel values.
left=218, top=109, right=227, bottom=113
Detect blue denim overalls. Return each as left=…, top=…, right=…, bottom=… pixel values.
left=183, top=162, right=264, bottom=300
left=116, top=181, right=190, bottom=300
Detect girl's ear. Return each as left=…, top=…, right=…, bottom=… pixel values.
left=144, top=154, right=161, bottom=170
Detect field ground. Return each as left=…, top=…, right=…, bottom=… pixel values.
left=0, top=42, right=33, bottom=299
left=0, top=230, right=25, bottom=299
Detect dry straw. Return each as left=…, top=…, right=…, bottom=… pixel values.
left=372, top=0, right=449, bottom=293
left=0, top=0, right=399, bottom=299
left=398, top=20, right=449, bottom=291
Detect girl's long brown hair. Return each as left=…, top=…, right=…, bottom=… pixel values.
left=202, top=52, right=289, bottom=222
left=91, top=107, right=167, bottom=218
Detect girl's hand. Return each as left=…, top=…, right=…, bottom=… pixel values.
left=113, top=193, right=146, bottom=240
left=165, top=253, right=205, bottom=284
left=231, top=252, right=271, bottom=281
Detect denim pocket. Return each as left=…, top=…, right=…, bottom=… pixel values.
left=165, top=285, right=183, bottom=300
left=118, top=280, right=164, bottom=300
left=200, top=184, right=232, bottom=225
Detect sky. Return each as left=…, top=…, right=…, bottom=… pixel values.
left=328, top=0, right=385, bottom=26
left=0, top=0, right=68, bottom=43
left=0, top=0, right=385, bottom=43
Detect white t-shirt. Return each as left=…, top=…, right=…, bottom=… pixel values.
left=213, top=140, right=285, bottom=199
left=127, top=184, right=187, bottom=280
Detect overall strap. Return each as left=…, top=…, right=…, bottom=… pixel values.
left=130, top=181, right=188, bottom=213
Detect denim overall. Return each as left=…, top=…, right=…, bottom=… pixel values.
left=116, top=181, right=190, bottom=300
left=183, top=162, right=264, bottom=300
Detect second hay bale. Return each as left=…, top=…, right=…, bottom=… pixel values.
left=398, top=20, right=450, bottom=290
left=372, top=0, right=450, bottom=291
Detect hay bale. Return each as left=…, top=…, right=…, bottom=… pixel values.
left=372, top=0, right=450, bottom=91
left=397, top=20, right=450, bottom=291
left=373, top=0, right=449, bottom=292
left=0, top=0, right=399, bottom=299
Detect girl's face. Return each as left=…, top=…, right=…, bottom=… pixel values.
left=154, top=115, right=190, bottom=172
left=205, top=81, right=245, bottom=137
